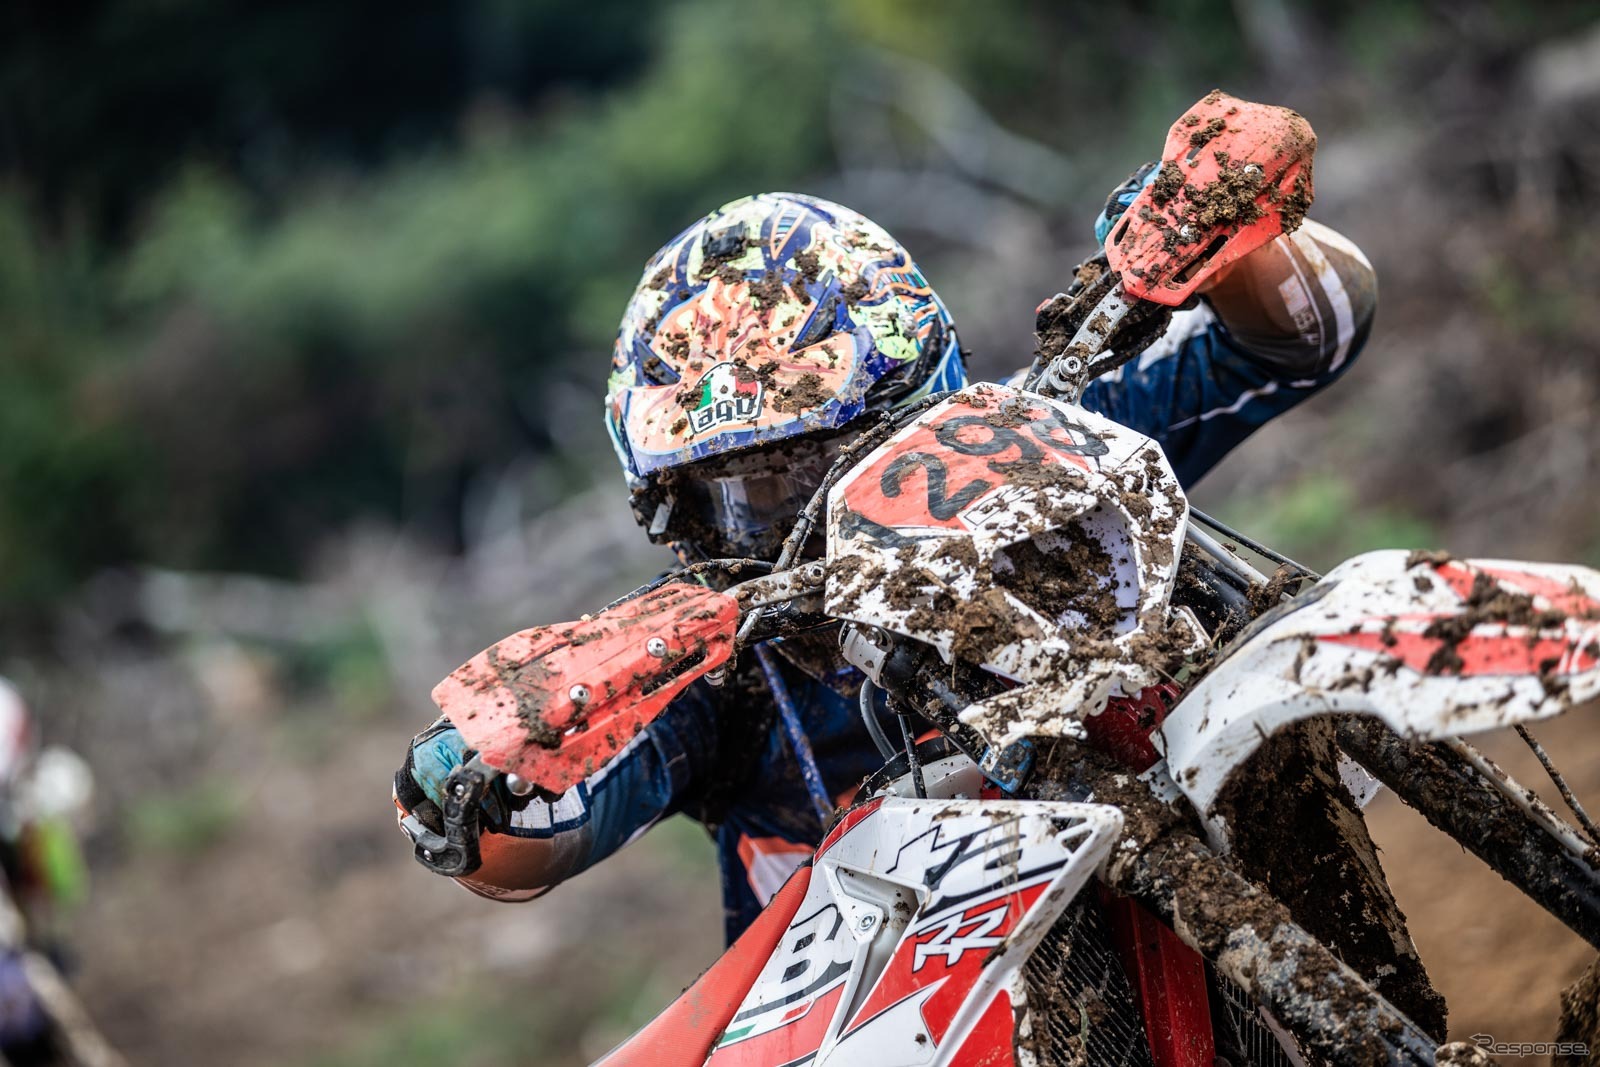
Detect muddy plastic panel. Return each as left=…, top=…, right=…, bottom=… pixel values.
left=698, top=796, right=1123, bottom=1065
left=1161, top=551, right=1600, bottom=822
left=432, top=583, right=738, bottom=795
left=1107, top=90, right=1316, bottom=305
left=825, top=383, right=1203, bottom=744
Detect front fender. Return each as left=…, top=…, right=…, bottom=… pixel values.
left=1159, top=549, right=1600, bottom=820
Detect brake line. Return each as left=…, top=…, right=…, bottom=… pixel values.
left=1188, top=506, right=1320, bottom=581
left=857, top=678, right=898, bottom=762
left=1515, top=724, right=1600, bottom=848
left=754, top=643, right=835, bottom=823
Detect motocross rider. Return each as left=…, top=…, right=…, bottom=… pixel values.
left=0, top=678, right=92, bottom=1063
left=395, top=175, right=1378, bottom=941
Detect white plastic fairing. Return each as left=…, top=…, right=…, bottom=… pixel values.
left=825, top=384, right=1202, bottom=739
left=1160, top=550, right=1600, bottom=825
left=703, top=795, right=1123, bottom=1066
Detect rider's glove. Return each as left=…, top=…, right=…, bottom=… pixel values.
left=407, top=720, right=469, bottom=810
left=397, top=718, right=518, bottom=825
left=394, top=718, right=561, bottom=901
left=1093, top=161, right=1161, bottom=247
left=393, top=717, right=484, bottom=835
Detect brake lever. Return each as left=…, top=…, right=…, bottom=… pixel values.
left=1035, top=285, right=1138, bottom=401
left=729, top=561, right=828, bottom=652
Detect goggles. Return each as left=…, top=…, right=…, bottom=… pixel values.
left=662, top=434, right=847, bottom=560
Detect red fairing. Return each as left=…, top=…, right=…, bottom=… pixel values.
left=695, top=797, right=1123, bottom=1065
left=1089, top=685, right=1218, bottom=1067
left=843, top=882, right=1050, bottom=1045
left=1088, top=684, right=1182, bottom=772
left=814, top=797, right=884, bottom=858
left=704, top=984, right=850, bottom=1067
left=1107, top=90, right=1316, bottom=305
left=949, top=992, right=1017, bottom=1067
left=432, top=582, right=739, bottom=794
left=1104, top=892, right=1216, bottom=1067
left=596, top=865, right=814, bottom=1067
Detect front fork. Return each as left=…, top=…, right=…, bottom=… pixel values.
left=1076, top=690, right=1439, bottom=1065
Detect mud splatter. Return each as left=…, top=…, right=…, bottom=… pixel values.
left=1150, top=165, right=1187, bottom=206
left=1421, top=568, right=1580, bottom=675
left=771, top=372, right=831, bottom=414
left=994, top=522, right=1121, bottom=638
left=698, top=234, right=749, bottom=280
left=748, top=270, right=791, bottom=311
left=1558, top=956, right=1600, bottom=1065
left=1279, top=169, right=1314, bottom=233
left=794, top=249, right=822, bottom=284
left=1188, top=116, right=1227, bottom=149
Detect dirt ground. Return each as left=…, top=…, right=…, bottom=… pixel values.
left=69, top=714, right=726, bottom=1066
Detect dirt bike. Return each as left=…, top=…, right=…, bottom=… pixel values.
left=401, top=93, right=1600, bottom=1066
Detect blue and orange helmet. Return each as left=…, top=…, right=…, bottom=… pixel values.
left=605, top=192, right=965, bottom=557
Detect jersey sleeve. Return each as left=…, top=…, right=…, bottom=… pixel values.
left=1078, top=219, right=1376, bottom=488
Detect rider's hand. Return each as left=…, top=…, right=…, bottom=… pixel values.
left=398, top=719, right=520, bottom=823
left=401, top=719, right=469, bottom=811
left=394, top=719, right=562, bottom=901
left=1093, top=161, right=1160, bottom=247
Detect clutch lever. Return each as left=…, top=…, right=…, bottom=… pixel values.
left=1028, top=279, right=1173, bottom=403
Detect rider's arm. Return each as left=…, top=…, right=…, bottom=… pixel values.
left=393, top=683, right=720, bottom=901
left=1078, top=218, right=1376, bottom=487
left=1197, top=219, right=1375, bottom=380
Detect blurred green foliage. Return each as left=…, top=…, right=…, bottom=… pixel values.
left=2, top=0, right=1595, bottom=633
left=126, top=777, right=245, bottom=854
left=1219, top=472, right=1437, bottom=571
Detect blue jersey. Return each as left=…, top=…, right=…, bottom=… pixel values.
left=456, top=220, right=1377, bottom=941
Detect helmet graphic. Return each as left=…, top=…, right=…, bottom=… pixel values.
left=605, top=192, right=965, bottom=485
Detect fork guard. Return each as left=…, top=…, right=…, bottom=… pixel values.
left=1045, top=745, right=1443, bottom=1061
left=1336, top=717, right=1600, bottom=950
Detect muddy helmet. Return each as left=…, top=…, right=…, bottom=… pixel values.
left=605, top=192, right=965, bottom=558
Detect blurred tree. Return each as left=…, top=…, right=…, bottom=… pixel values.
left=0, top=196, right=144, bottom=609
left=0, top=0, right=671, bottom=237
left=2, top=0, right=1598, bottom=637
left=0, top=0, right=841, bottom=628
